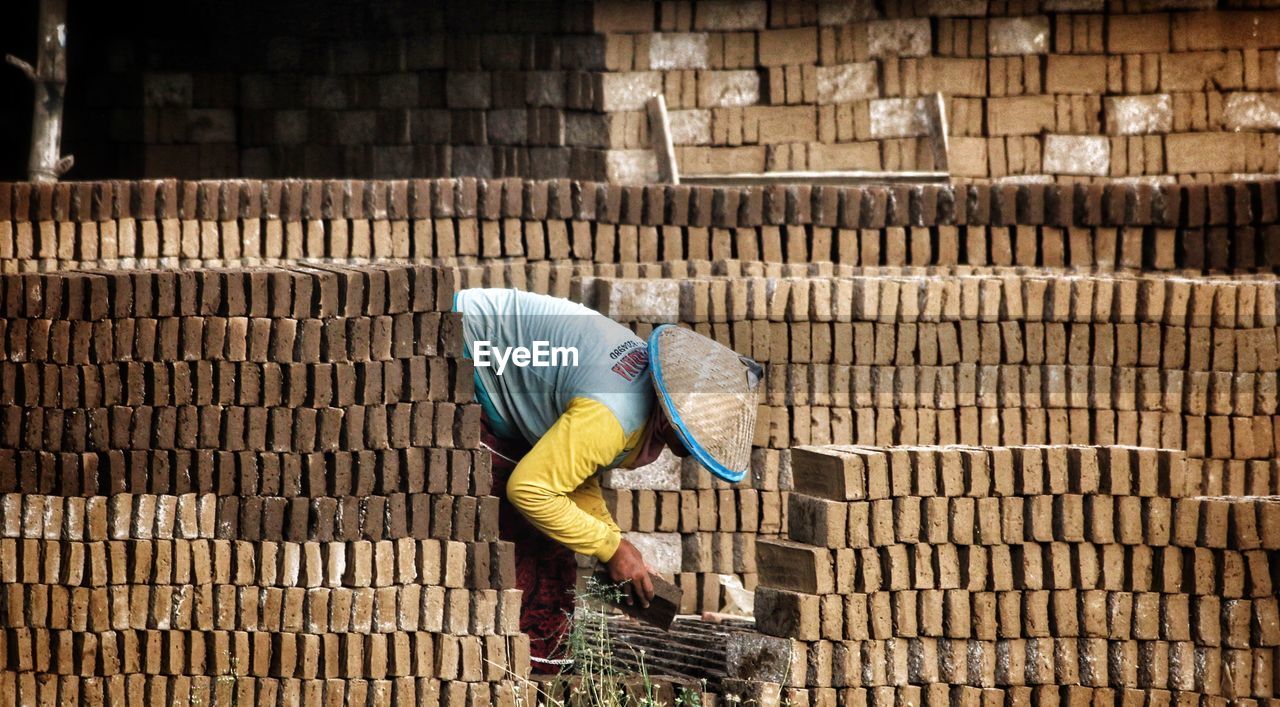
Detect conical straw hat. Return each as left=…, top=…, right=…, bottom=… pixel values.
left=647, top=325, right=763, bottom=483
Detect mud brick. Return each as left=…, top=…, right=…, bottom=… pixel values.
left=626, top=185, right=660, bottom=228
left=302, top=496, right=340, bottom=545
left=0, top=276, right=21, bottom=320
left=758, top=538, right=835, bottom=594
left=586, top=183, right=616, bottom=225
left=190, top=270, right=222, bottom=317
left=26, top=182, right=53, bottom=223
left=363, top=318, right=393, bottom=364
left=0, top=182, right=12, bottom=222
left=7, top=182, right=35, bottom=225
left=35, top=275, right=64, bottom=321
left=252, top=496, right=285, bottom=541
left=790, top=446, right=873, bottom=501
left=752, top=586, right=821, bottom=641
left=788, top=494, right=848, bottom=548
left=985, top=185, right=1015, bottom=228
left=295, top=272, right=333, bottom=322
left=190, top=182, right=220, bottom=221
left=309, top=180, right=339, bottom=221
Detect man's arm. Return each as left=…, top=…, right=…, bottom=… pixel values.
left=566, top=475, right=620, bottom=534
left=504, top=396, right=656, bottom=607
left=504, top=396, right=629, bottom=561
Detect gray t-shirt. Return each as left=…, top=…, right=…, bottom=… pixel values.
left=454, top=288, right=655, bottom=456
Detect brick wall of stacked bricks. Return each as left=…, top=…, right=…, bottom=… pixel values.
left=24, top=0, right=1280, bottom=182
left=729, top=445, right=1280, bottom=705
left=599, top=0, right=1280, bottom=181
left=0, top=256, right=534, bottom=703
left=0, top=177, right=1278, bottom=703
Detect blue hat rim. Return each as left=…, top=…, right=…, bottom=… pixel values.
left=646, top=324, right=748, bottom=484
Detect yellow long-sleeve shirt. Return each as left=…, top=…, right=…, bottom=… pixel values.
left=505, top=396, right=645, bottom=563
left=455, top=288, right=656, bottom=563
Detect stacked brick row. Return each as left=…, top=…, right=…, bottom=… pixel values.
left=0, top=262, right=532, bottom=705
left=579, top=267, right=1280, bottom=617
left=587, top=271, right=1280, bottom=477
left=2, top=177, right=1278, bottom=623
left=725, top=444, right=1280, bottom=706
left=50, top=1, right=1280, bottom=181
left=601, top=447, right=790, bottom=613
left=3, top=178, right=1280, bottom=272
left=598, top=1, right=1280, bottom=181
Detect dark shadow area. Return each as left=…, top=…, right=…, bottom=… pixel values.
left=0, top=1, right=460, bottom=180
left=0, top=2, right=36, bottom=180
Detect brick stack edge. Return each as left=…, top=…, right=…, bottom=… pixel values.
left=728, top=445, right=1280, bottom=705
left=1, top=177, right=1278, bottom=705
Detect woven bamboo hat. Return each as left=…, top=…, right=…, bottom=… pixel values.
left=647, top=325, right=764, bottom=483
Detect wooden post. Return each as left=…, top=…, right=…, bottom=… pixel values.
left=923, top=92, right=950, bottom=174
left=646, top=95, right=679, bottom=185
left=7, top=0, right=74, bottom=182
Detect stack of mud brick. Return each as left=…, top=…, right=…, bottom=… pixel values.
left=588, top=266, right=1280, bottom=614
left=72, top=0, right=712, bottom=182
left=726, top=444, right=1280, bottom=706
left=600, top=447, right=788, bottom=614
left=4, top=179, right=1280, bottom=273
left=1, top=176, right=1278, bottom=625
left=58, top=1, right=1280, bottom=182
left=0, top=260, right=532, bottom=705
left=593, top=0, right=1280, bottom=181
left=733, top=270, right=1280, bottom=487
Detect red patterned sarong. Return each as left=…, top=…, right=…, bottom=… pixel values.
left=482, top=421, right=578, bottom=668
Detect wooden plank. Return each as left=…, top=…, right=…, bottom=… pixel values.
left=680, top=171, right=950, bottom=186
left=924, top=91, right=950, bottom=173
left=646, top=95, right=680, bottom=185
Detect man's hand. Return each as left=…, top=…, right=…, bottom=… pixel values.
left=606, top=539, right=654, bottom=609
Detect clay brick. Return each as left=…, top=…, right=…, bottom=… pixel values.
left=1160, top=51, right=1243, bottom=92
left=815, top=63, right=878, bottom=104
left=987, top=96, right=1056, bottom=136
left=1165, top=132, right=1250, bottom=174
left=1222, top=92, right=1280, bottom=131
left=595, top=72, right=664, bottom=114
left=788, top=493, right=848, bottom=548
left=755, top=586, right=821, bottom=640
left=592, top=0, right=654, bottom=32
left=1107, top=14, right=1170, bottom=54
left=695, top=0, right=767, bottom=30
left=867, top=19, right=931, bottom=59
left=745, top=106, right=818, bottom=144
left=650, top=33, right=710, bottom=70
left=1172, top=10, right=1280, bottom=51
left=1045, top=54, right=1106, bottom=93
left=698, top=71, right=760, bottom=108
left=920, top=58, right=987, bottom=97
left=757, top=28, right=819, bottom=66
left=1042, top=135, right=1110, bottom=176
left=1104, top=94, right=1172, bottom=135
left=757, top=539, right=835, bottom=594
left=869, top=98, right=932, bottom=139
left=594, top=570, right=682, bottom=629
left=988, top=16, right=1050, bottom=56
